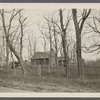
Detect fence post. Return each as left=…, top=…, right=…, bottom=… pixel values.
left=38, top=65, right=41, bottom=77
left=48, top=66, right=51, bottom=74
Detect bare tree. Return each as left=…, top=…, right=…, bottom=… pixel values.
left=6, top=42, right=9, bottom=67
left=59, top=9, right=71, bottom=77
left=10, top=51, right=16, bottom=74
left=84, top=15, right=100, bottom=53
left=18, top=11, right=27, bottom=58
left=28, top=34, right=37, bottom=61
left=50, top=16, right=61, bottom=68
left=39, top=27, right=47, bottom=64
left=72, top=9, right=91, bottom=78
left=0, top=9, right=27, bottom=75
left=2, top=35, right=6, bottom=56
left=53, top=24, right=58, bottom=67
left=43, top=16, right=54, bottom=67
left=45, top=15, right=60, bottom=67
left=0, top=34, right=6, bottom=61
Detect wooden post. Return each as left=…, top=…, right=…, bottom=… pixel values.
left=38, top=65, right=41, bottom=77
left=48, top=66, right=51, bottom=74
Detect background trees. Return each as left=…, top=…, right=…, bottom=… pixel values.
left=72, top=9, right=91, bottom=78
left=0, top=9, right=28, bottom=75
left=1, top=8, right=100, bottom=79
left=59, top=9, right=71, bottom=77
left=28, top=34, right=37, bottom=61
left=39, top=9, right=75, bottom=77
left=86, top=15, right=100, bottom=53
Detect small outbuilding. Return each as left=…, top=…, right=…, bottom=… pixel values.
left=31, top=52, right=49, bottom=65
left=31, top=51, right=55, bottom=67
left=58, top=57, right=65, bottom=67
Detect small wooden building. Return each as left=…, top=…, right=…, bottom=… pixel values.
left=31, top=51, right=55, bottom=67
left=58, top=57, right=65, bottom=67
left=58, top=57, right=77, bottom=67
left=31, top=52, right=49, bottom=65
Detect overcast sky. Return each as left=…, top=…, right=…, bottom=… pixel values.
left=20, top=9, right=100, bottom=61
left=0, top=4, right=100, bottom=61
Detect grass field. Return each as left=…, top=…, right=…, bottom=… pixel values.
left=0, top=66, right=100, bottom=92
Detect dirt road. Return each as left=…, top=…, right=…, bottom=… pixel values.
left=0, top=87, right=32, bottom=92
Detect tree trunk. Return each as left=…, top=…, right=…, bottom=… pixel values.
left=11, top=51, right=16, bottom=74
left=72, top=9, right=83, bottom=78
left=44, top=45, right=46, bottom=67
left=54, top=35, right=58, bottom=67
left=50, top=36, right=53, bottom=67
left=60, top=45, right=63, bottom=67
left=19, top=14, right=24, bottom=58
left=6, top=44, right=9, bottom=67
left=55, top=51, right=58, bottom=67
left=20, top=36, right=23, bottom=58
left=76, top=31, right=83, bottom=78
left=9, top=42, right=26, bottom=75
left=53, top=23, right=58, bottom=67
left=62, top=33, right=69, bottom=77
left=59, top=9, right=69, bottom=77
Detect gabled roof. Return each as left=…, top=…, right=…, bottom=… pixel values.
left=31, top=52, right=49, bottom=59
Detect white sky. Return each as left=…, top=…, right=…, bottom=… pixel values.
left=20, top=9, right=100, bottom=61
left=0, top=4, right=100, bottom=61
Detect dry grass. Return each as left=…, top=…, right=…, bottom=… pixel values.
left=0, top=67, right=100, bottom=92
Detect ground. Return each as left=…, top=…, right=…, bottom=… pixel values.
left=0, top=87, right=31, bottom=92
left=0, top=67, right=100, bottom=92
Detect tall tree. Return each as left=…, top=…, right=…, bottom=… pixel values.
left=53, top=24, right=58, bottom=67
left=28, top=34, right=37, bottom=61
left=39, top=27, right=47, bottom=67
left=72, top=9, right=91, bottom=78
left=43, top=16, right=54, bottom=67
left=59, top=9, right=71, bottom=77
left=51, top=16, right=60, bottom=67
left=18, top=11, right=27, bottom=58
left=44, top=15, right=60, bottom=67
left=6, top=42, right=9, bottom=67
left=84, top=15, right=100, bottom=53
left=0, top=9, right=27, bottom=75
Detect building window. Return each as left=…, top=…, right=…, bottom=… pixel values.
left=58, top=60, right=62, bottom=66
left=45, top=58, right=49, bottom=65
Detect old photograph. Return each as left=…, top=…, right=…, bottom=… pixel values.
left=0, top=3, right=99, bottom=94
